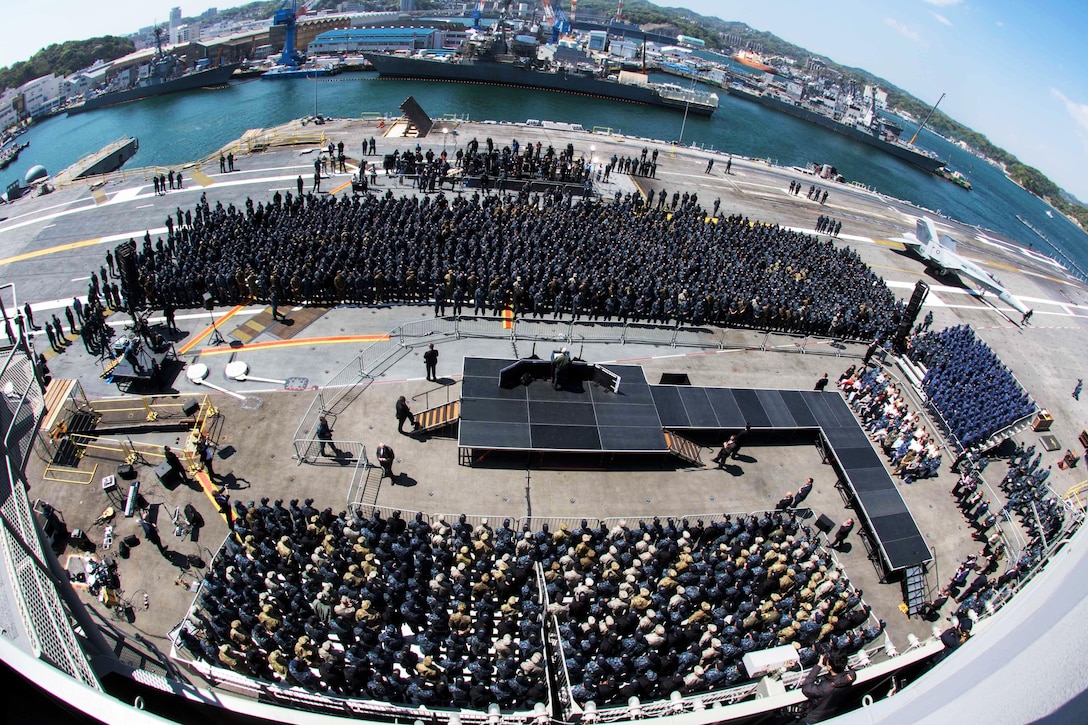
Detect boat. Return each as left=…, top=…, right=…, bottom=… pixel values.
left=364, top=30, right=718, bottom=116
left=261, top=60, right=344, bottom=79
left=937, top=167, right=972, bottom=190
left=0, top=141, right=28, bottom=170
left=732, top=50, right=775, bottom=73
left=68, top=28, right=239, bottom=115
left=726, top=82, right=946, bottom=173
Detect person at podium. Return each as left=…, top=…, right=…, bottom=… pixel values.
left=552, top=347, right=571, bottom=390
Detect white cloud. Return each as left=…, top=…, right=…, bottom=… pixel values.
left=884, top=18, right=924, bottom=44
left=923, top=0, right=962, bottom=6
left=1052, top=88, right=1088, bottom=150
left=996, top=20, right=1004, bottom=27
left=931, top=12, right=953, bottom=27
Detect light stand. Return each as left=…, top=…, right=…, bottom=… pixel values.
left=208, top=309, right=225, bottom=346
left=203, top=293, right=226, bottom=346
left=677, top=76, right=697, bottom=147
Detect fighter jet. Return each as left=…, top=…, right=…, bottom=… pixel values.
left=900, top=217, right=1031, bottom=316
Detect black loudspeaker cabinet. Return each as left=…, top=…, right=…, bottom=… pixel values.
left=182, top=399, right=200, bottom=417
left=814, top=514, right=835, bottom=535
left=893, top=280, right=930, bottom=352
left=117, top=464, right=136, bottom=479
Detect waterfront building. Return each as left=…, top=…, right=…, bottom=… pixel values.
left=307, top=26, right=467, bottom=56
left=16, top=74, right=61, bottom=120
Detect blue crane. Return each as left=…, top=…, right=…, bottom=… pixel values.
left=542, top=0, right=572, bottom=43
left=273, top=0, right=306, bottom=68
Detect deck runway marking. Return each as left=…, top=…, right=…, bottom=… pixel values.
left=0, top=227, right=170, bottom=266
left=107, top=188, right=142, bottom=205
left=194, top=334, right=390, bottom=356
left=177, top=305, right=246, bottom=355
left=874, top=239, right=906, bottom=250
left=330, top=180, right=352, bottom=195
left=0, top=236, right=104, bottom=266
left=188, top=169, right=215, bottom=187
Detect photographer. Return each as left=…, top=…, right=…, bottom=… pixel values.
left=798, top=649, right=856, bottom=723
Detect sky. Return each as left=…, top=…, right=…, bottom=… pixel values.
left=2, top=1, right=1088, bottom=200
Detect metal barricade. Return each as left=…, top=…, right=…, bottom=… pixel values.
left=293, top=439, right=366, bottom=466
left=622, top=322, right=676, bottom=346
left=394, top=316, right=455, bottom=341
left=761, top=330, right=811, bottom=354
left=570, top=320, right=626, bottom=344
left=673, top=324, right=721, bottom=349
left=455, top=315, right=506, bottom=339
left=513, top=317, right=574, bottom=342
left=321, top=355, right=365, bottom=392
left=522, top=516, right=601, bottom=535
left=431, top=512, right=502, bottom=535
left=719, top=327, right=767, bottom=351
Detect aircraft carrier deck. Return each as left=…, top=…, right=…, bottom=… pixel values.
left=1, top=116, right=1086, bottom=724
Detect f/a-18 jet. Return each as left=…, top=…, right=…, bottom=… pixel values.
left=900, top=216, right=1031, bottom=317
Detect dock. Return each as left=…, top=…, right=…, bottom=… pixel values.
left=55, top=136, right=139, bottom=182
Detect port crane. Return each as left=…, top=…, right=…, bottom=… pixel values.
left=272, top=0, right=319, bottom=68
left=541, top=0, right=572, bottom=43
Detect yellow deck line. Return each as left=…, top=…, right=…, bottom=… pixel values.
left=329, top=180, right=352, bottom=195
left=0, top=237, right=104, bottom=266
left=195, top=334, right=389, bottom=356
left=177, top=305, right=246, bottom=355
left=873, top=239, right=906, bottom=249
left=188, top=169, right=215, bottom=187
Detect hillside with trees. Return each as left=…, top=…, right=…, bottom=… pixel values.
left=0, top=37, right=135, bottom=91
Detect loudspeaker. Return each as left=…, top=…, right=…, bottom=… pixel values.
left=202, top=292, right=214, bottom=311
left=814, top=514, right=835, bottom=535
left=116, top=463, right=136, bottom=479
left=893, top=280, right=929, bottom=353
left=115, top=242, right=143, bottom=311
left=182, top=399, right=200, bottom=417
left=154, top=461, right=175, bottom=485
left=906, top=280, right=930, bottom=315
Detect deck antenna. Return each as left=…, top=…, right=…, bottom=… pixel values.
left=909, top=92, right=945, bottom=146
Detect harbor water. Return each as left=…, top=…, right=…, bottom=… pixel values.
left=5, top=72, right=1086, bottom=278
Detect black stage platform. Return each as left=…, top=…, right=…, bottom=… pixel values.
left=653, top=385, right=929, bottom=572
left=459, top=357, right=668, bottom=453
left=458, top=357, right=929, bottom=574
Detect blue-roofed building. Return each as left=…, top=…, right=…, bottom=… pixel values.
left=307, top=26, right=468, bottom=55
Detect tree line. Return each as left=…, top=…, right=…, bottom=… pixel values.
left=0, top=37, right=135, bottom=93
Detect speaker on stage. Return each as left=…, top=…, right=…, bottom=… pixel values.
left=202, top=292, right=214, bottom=311
left=814, top=514, right=835, bottom=535
left=182, top=399, right=200, bottom=417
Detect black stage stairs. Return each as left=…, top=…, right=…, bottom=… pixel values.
left=663, top=430, right=702, bottom=466
left=414, top=400, right=460, bottom=435
left=903, top=564, right=928, bottom=616
left=52, top=411, right=98, bottom=467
